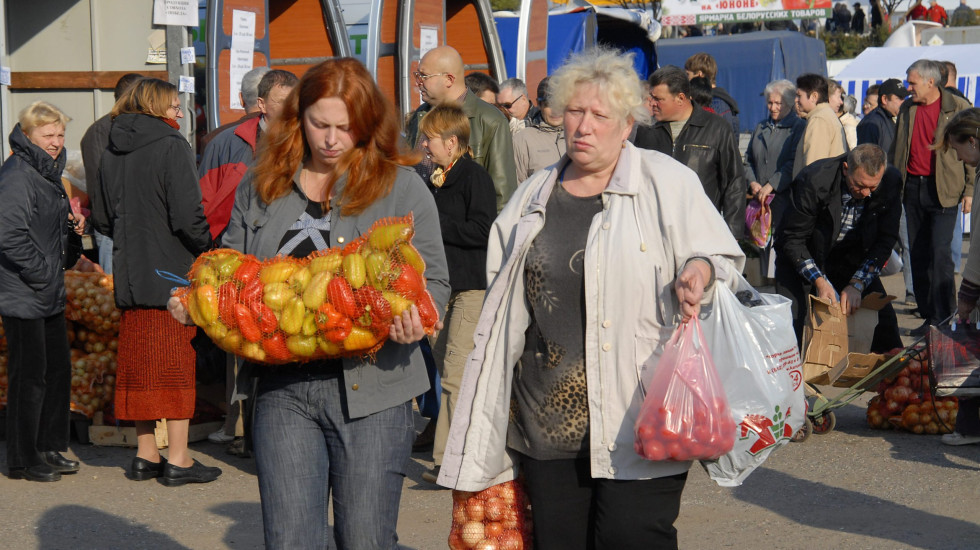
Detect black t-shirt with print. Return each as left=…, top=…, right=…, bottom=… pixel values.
left=508, top=182, right=603, bottom=460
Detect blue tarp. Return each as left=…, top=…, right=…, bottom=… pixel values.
left=495, top=10, right=597, bottom=80
left=656, top=31, right=827, bottom=132
left=496, top=9, right=658, bottom=82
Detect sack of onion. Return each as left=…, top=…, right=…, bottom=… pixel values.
left=449, top=480, right=533, bottom=550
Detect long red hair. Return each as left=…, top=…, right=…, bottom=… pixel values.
left=251, top=58, right=420, bottom=215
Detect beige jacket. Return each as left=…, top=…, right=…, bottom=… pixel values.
left=437, top=144, right=745, bottom=491
left=891, top=91, right=975, bottom=208
left=793, top=103, right=847, bottom=178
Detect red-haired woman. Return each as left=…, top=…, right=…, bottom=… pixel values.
left=184, top=58, right=449, bottom=548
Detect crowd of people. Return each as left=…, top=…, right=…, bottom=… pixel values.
left=1, top=38, right=979, bottom=549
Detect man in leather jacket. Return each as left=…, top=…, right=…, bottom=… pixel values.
left=774, top=144, right=903, bottom=352
left=634, top=66, right=745, bottom=239
left=403, top=46, right=516, bottom=213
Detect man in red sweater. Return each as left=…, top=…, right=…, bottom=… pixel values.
left=890, top=59, right=974, bottom=336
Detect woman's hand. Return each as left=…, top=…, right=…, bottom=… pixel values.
left=955, top=298, right=976, bottom=325
left=69, top=212, right=86, bottom=236
left=389, top=305, right=443, bottom=344
left=756, top=183, right=774, bottom=203
left=675, top=260, right=711, bottom=323
left=167, top=291, right=194, bottom=326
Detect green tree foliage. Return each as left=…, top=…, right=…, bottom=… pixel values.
left=491, top=0, right=521, bottom=11
left=821, top=25, right=891, bottom=59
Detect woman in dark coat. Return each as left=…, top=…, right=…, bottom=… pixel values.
left=91, top=78, right=218, bottom=486
left=416, top=103, right=496, bottom=484
left=0, top=101, right=84, bottom=482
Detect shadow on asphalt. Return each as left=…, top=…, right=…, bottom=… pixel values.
left=803, top=394, right=980, bottom=472
left=730, top=468, right=980, bottom=547
left=210, top=502, right=263, bottom=548
left=37, top=504, right=189, bottom=549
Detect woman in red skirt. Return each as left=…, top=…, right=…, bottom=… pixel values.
left=91, top=78, right=219, bottom=486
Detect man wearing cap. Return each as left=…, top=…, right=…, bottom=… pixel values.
left=857, top=78, right=908, bottom=155
left=852, top=3, right=866, bottom=33
left=891, top=59, right=974, bottom=336
left=513, top=77, right=566, bottom=183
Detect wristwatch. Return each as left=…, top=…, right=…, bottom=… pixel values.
left=849, top=280, right=866, bottom=293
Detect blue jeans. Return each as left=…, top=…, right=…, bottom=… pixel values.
left=252, top=372, right=414, bottom=550
left=95, top=231, right=113, bottom=274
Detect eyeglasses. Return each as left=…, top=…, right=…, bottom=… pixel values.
left=496, top=94, right=525, bottom=110
left=414, top=71, right=449, bottom=83
left=169, top=104, right=182, bottom=115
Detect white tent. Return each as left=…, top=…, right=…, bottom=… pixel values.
left=835, top=44, right=979, bottom=111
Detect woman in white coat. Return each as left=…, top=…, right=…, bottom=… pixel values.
left=437, top=48, right=745, bottom=549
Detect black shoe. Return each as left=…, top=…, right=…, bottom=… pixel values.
left=413, top=420, right=436, bottom=452
left=161, top=459, right=222, bottom=487
left=909, top=321, right=930, bottom=338
left=9, top=464, right=61, bottom=482
left=129, top=456, right=168, bottom=481
left=41, top=451, right=80, bottom=474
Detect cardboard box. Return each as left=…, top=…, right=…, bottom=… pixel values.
left=88, top=412, right=222, bottom=448
left=802, top=293, right=894, bottom=386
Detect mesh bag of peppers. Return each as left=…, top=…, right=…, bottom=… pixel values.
left=179, top=215, right=439, bottom=365
left=449, top=480, right=533, bottom=550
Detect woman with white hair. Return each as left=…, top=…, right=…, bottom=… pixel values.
left=0, top=101, right=85, bottom=482
left=745, top=79, right=806, bottom=278
left=437, top=47, right=744, bottom=549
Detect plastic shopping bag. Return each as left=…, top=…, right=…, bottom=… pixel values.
left=698, top=277, right=806, bottom=487
left=745, top=195, right=775, bottom=248
left=634, top=318, right=736, bottom=462
left=449, top=480, right=533, bottom=550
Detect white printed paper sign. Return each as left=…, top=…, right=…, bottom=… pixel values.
left=180, top=47, right=196, bottom=65
left=0, top=67, right=10, bottom=87
left=179, top=75, right=195, bottom=93
left=153, top=0, right=198, bottom=27
left=229, top=9, right=257, bottom=110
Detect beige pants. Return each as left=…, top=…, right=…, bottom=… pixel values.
left=222, top=354, right=245, bottom=437
left=432, top=289, right=485, bottom=465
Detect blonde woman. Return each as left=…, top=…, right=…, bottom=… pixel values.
left=0, top=102, right=85, bottom=482
left=439, top=48, right=744, bottom=549
left=416, top=104, right=496, bottom=483
left=91, top=78, right=219, bottom=485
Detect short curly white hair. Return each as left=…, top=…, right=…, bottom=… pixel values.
left=546, top=46, right=650, bottom=127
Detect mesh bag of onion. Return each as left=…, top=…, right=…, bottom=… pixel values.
left=449, top=479, right=533, bottom=550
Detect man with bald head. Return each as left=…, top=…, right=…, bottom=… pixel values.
left=404, top=45, right=516, bottom=212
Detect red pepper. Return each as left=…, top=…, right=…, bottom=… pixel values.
left=328, top=277, right=362, bottom=318
left=262, top=333, right=293, bottom=362
left=218, top=282, right=239, bottom=328
left=356, top=286, right=392, bottom=334
left=240, top=278, right=264, bottom=308
left=235, top=303, right=262, bottom=343
left=316, top=303, right=353, bottom=343
left=233, top=259, right=262, bottom=286
left=417, top=292, right=439, bottom=329
left=250, top=301, right=279, bottom=334
left=392, top=263, right=425, bottom=301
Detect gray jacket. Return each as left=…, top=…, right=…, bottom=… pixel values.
left=222, top=165, right=451, bottom=419
left=744, top=112, right=805, bottom=193
left=513, top=122, right=566, bottom=184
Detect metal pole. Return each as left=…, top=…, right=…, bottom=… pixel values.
left=166, top=24, right=193, bottom=144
